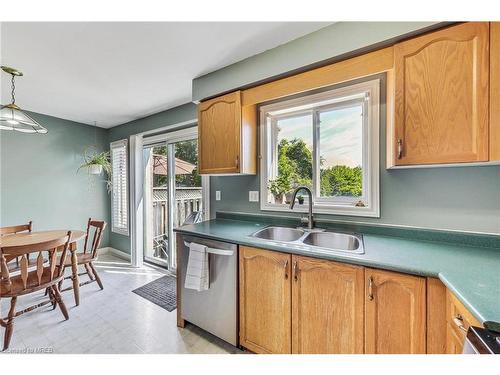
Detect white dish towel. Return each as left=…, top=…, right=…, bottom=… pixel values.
left=184, top=242, right=209, bottom=291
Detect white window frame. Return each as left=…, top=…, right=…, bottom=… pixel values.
left=259, top=78, right=380, bottom=218
left=111, top=139, right=130, bottom=235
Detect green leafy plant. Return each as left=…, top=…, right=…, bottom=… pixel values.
left=78, top=148, right=111, bottom=174
left=268, top=175, right=291, bottom=204
left=78, top=147, right=112, bottom=192
left=268, top=176, right=291, bottom=197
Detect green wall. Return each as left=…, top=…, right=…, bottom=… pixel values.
left=108, top=102, right=198, bottom=253
left=192, top=22, right=443, bottom=101
left=0, top=112, right=111, bottom=245
left=108, top=103, right=197, bottom=143
left=211, top=93, right=500, bottom=234
left=193, top=21, right=499, bottom=236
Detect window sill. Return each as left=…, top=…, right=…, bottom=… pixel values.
left=112, top=228, right=129, bottom=236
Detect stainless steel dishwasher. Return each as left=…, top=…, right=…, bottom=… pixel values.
left=178, top=234, right=238, bottom=346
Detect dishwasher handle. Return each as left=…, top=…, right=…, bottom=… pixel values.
left=183, top=241, right=234, bottom=256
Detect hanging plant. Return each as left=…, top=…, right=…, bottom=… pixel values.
left=78, top=146, right=112, bottom=192
left=78, top=147, right=111, bottom=175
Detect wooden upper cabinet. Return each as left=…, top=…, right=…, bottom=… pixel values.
left=198, top=91, right=256, bottom=175
left=394, top=22, right=490, bottom=165
left=364, top=268, right=426, bottom=354
left=239, top=246, right=291, bottom=354
left=291, top=256, right=364, bottom=354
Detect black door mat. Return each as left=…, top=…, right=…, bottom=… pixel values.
left=132, top=275, right=177, bottom=312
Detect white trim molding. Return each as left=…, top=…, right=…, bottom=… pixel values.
left=130, top=134, right=144, bottom=268
left=99, top=247, right=132, bottom=261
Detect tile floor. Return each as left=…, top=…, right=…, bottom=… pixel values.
left=0, top=253, right=243, bottom=354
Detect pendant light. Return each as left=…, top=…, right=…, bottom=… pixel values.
left=0, top=66, right=48, bottom=134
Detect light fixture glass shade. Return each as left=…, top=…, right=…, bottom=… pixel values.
left=0, top=104, right=48, bottom=134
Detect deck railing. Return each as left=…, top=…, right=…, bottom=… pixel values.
left=153, top=188, right=203, bottom=238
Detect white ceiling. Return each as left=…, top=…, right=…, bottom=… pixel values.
left=0, top=22, right=330, bottom=128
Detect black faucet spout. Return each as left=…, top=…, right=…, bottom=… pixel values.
left=289, top=186, right=314, bottom=230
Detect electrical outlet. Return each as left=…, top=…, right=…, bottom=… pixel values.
left=249, top=191, right=259, bottom=202
left=216, top=191, right=221, bottom=201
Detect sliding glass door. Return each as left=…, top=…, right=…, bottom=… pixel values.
left=143, top=128, right=208, bottom=270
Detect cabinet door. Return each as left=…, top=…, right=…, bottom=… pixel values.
left=291, top=256, right=364, bottom=353
left=198, top=91, right=241, bottom=174
left=239, top=246, right=291, bottom=354
left=491, top=22, right=500, bottom=161
left=365, top=268, right=426, bottom=354
left=394, top=22, right=489, bottom=165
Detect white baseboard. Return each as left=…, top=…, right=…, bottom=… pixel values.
left=99, top=246, right=131, bottom=261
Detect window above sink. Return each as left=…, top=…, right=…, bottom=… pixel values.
left=259, top=77, right=381, bottom=218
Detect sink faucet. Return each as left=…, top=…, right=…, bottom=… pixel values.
left=290, top=186, right=314, bottom=230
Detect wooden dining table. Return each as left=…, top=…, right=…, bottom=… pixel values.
left=0, top=230, right=87, bottom=305
left=0, top=230, right=86, bottom=257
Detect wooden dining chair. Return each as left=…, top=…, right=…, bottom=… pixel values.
left=0, top=231, right=72, bottom=351
left=0, top=221, right=34, bottom=272
left=0, top=221, right=32, bottom=236
left=59, top=219, right=106, bottom=306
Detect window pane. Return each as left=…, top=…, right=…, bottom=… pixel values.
left=319, top=105, right=363, bottom=198
left=268, top=114, right=313, bottom=204
left=174, top=139, right=202, bottom=226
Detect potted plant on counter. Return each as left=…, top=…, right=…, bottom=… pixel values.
left=269, top=176, right=291, bottom=204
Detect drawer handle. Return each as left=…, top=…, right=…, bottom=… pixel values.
left=284, top=260, right=289, bottom=280
left=293, top=261, right=298, bottom=282
left=368, top=276, right=374, bottom=301
left=453, top=314, right=467, bottom=332
left=235, top=155, right=239, bottom=168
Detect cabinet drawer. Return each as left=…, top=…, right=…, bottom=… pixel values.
left=446, top=289, right=481, bottom=340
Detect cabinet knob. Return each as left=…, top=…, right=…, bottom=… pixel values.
left=235, top=155, right=239, bottom=168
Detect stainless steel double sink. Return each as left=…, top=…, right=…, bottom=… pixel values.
left=250, top=226, right=364, bottom=255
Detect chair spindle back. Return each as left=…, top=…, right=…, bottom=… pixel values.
left=82, top=218, right=106, bottom=259
left=0, top=231, right=72, bottom=294
left=0, top=221, right=32, bottom=236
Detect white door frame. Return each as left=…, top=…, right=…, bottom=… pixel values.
left=130, top=133, right=144, bottom=268
left=130, top=121, right=209, bottom=268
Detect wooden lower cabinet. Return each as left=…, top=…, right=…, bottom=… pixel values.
left=239, top=246, right=291, bottom=354
left=446, top=325, right=465, bottom=354
left=292, top=255, right=364, bottom=354
left=238, top=247, right=456, bottom=355
left=426, top=278, right=448, bottom=354
left=364, top=268, right=426, bottom=354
